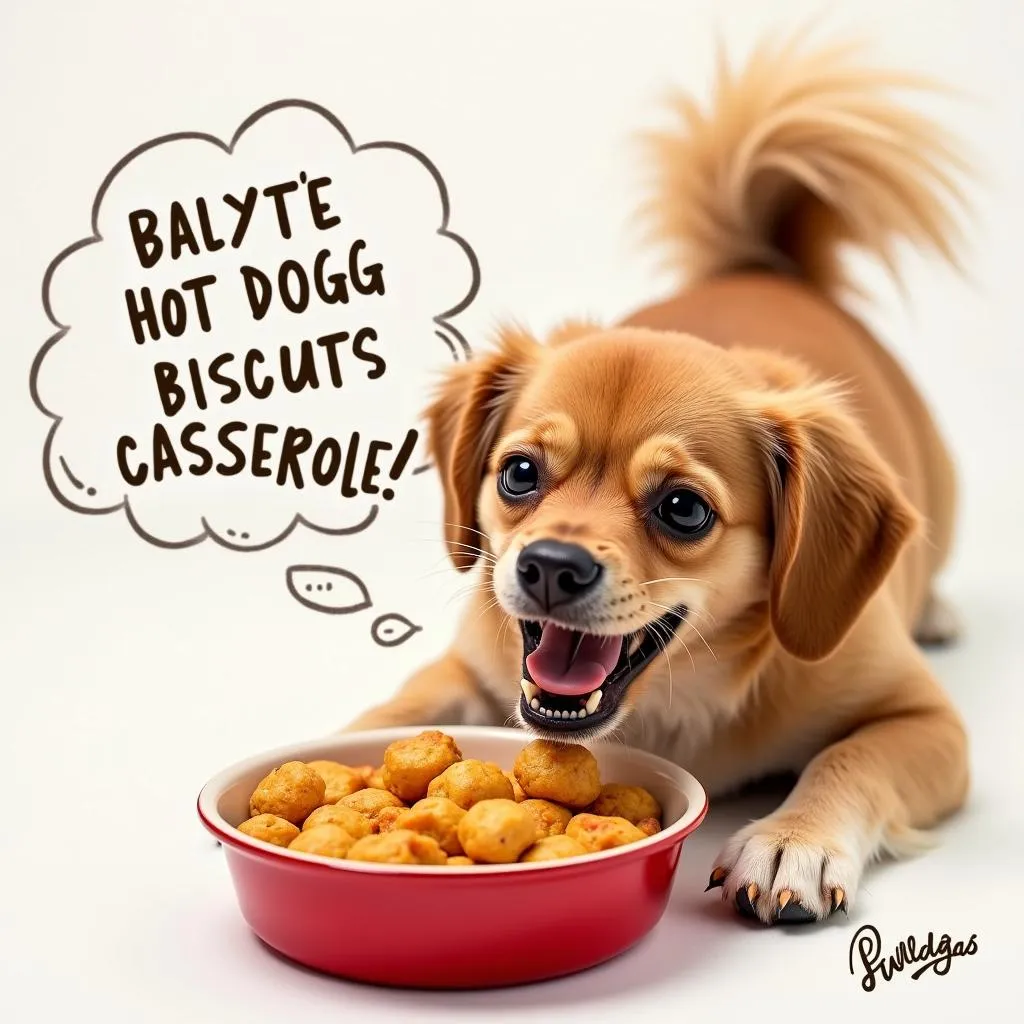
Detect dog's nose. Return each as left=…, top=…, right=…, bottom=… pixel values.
left=516, top=540, right=603, bottom=612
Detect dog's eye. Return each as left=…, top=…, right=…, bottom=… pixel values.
left=498, top=456, right=539, bottom=498
left=653, top=489, right=715, bottom=538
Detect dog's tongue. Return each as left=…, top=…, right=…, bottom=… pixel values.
left=526, top=625, right=622, bottom=696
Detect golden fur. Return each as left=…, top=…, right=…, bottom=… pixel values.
left=346, top=32, right=971, bottom=925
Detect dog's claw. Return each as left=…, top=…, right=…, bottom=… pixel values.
left=831, top=887, right=848, bottom=915
left=735, top=883, right=759, bottom=920
left=705, top=866, right=728, bottom=892
left=776, top=897, right=816, bottom=924
left=777, top=888, right=793, bottom=911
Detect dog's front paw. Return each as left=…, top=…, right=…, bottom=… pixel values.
left=707, top=815, right=858, bottom=925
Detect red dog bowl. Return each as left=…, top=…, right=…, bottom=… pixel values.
left=198, top=725, right=707, bottom=989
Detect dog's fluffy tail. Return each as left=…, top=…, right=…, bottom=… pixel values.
left=638, top=32, right=973, bottom=301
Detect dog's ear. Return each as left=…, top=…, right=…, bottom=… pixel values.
left=424, top=326, right=541, bottom=571
left=751, top=382, right=922, bottom=661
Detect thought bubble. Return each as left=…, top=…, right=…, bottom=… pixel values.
left=31, top=100, right=478, bottom=550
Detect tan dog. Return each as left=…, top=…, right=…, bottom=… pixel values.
left=346, top=34, right=972, bottom=925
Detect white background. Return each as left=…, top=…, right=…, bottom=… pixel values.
left=2, top=0, right=1023, bottom=1020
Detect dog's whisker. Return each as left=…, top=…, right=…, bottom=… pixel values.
left=638, top=576, right=711, bottom=587
left=686, top=618, right=718, bottom=662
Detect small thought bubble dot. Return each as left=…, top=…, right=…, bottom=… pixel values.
left=241, top=532, right=250, bottom=539
left=227, top=529, right=236, bottom=537
left=86, top=487, right=96, bottom=496
left=382, top=488, right=395, bottom=501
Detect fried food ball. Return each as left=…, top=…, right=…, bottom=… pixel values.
left=565, top=813, right=646, bottom=852
left=339, top=788, right=405, bottom=825
left=288, top=823, right=357, bottom=859
left=306, top=760, right=366, bottom=804
left=353, top=765, right=377, bottom=786
left=636, top=817, right=661, bottom=837
left=520, top=799, right=573, bottom=838
left=457, top=799, right=537, bottom=864
left=520, top=835, right=588, bottom=862
left=302, top=803, right=373, bottom=838
left=249, top=761, right=326, bottom=824
left=445, top=856, right=475, bottom=866
left=504, top=771, right=526, bottom=802
left=393, top=797, right=466, bottom=855
left=381, top=730, right=463, bottom=802
left=346, top=829, right=447, bottom=865
left=375, top=805, right=406, bottom=833
left=237, top=813, right=300, bottom=848
left=587, top=783, right=662, bottom=825
left=513, top=741, right=601, bottom=808
left=366, top=768, right=386, bottom=790
left=427, top=759, right=514, bottom=810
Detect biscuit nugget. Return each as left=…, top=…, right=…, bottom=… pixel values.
left=636, top=817, right=661, bottom=837
left=445, top=856, right=475, bottom=866
left=346, top=829, right=447, bottom=865
left=339, top=788, right=405, bottom=825
left=587, top=783, right=662, bottom=825
left=457, top=799, right=537, bottom=864
left=427, top=759, right=515, bottom=810
left=288, top=823, right=357, bottom=859
left=513, top=741, right=601, bottom=808
left=520, top=835, right=588, bottom=863
left=302, top=803, right=373, bottom=838
left=382, top=730, right=463, bottom=802
left=249, top=761, right=327, bottom=824
left=394, top=797, right=466, bottom=855
left=520, top=799, right=573, bottom=838
left=306, top=760, right=366, bottom=804
left=566, top=813, right=646, bottom=852
left=237, top=813, right=300, bottom=848
left=366, top=768, right=387, bottom=790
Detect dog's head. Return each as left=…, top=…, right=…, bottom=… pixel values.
left=426, top=322, right=919, bottom=740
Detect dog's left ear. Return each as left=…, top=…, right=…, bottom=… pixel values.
left=424, top=326, right=541, bottom=572
left=751, top=383, right=922, bottom=661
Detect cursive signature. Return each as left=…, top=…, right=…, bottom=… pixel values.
left=849, top=924, right=978, bottom=991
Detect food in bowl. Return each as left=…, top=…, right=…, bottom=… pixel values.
left=233, top=732, right=664, bottom=866
left=426, top=758, right=515, bottom=808
left=198, top=725, right=708, bottom=988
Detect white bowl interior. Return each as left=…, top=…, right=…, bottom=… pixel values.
left=203, top=726, right=705, bottom=838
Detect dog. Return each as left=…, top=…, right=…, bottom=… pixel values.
left=345, top=32, right=972, bottom=926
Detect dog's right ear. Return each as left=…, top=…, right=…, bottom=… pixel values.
left=424, top=326, right=541, bottom=571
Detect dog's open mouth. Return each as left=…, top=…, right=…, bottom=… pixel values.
left=517, top=608, right=686, bottom=731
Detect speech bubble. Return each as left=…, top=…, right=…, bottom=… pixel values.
left=31, top=100, right=478, bottom=551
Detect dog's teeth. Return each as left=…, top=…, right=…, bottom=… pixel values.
left=570, top=710, right=579, bottom=719
left=521, top=679, right=539, bottom=702
left=530, top=698, right=540, bottom=710
left=585, top=690, right=603, bottom=715
left=577, top=709, right=587, bottom=719
left=544, top=708, right=554, bottom=718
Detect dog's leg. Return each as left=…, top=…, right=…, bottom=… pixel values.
left=709, top=674, right=968, bottom=925
left=341, top=650, right=503, bottom=732
left=913, top=591, right=962, bottom=647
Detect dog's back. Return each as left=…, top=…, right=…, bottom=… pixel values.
left=619, top=33, right=972, bottom=625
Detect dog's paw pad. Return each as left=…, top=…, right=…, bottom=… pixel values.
left=735, top=882, right=761, bottom=921
left=776, top=890, right=816, bottom=924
